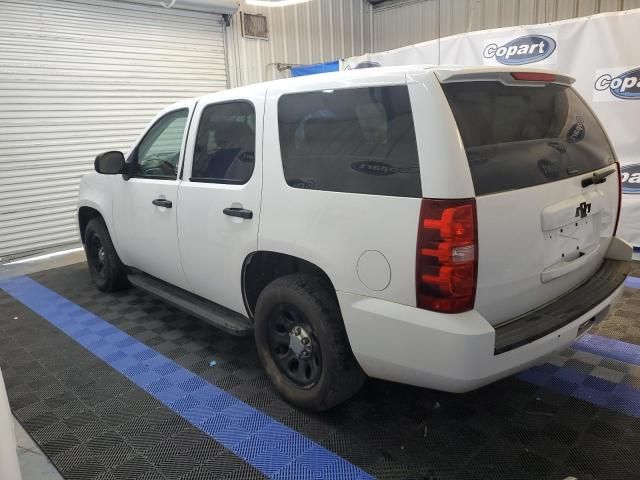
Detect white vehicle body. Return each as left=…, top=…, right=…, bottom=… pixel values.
left=78, top=65, right=632, bottom=395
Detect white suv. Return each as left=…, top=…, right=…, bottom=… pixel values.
left=78, top=65, right=632, bottom=411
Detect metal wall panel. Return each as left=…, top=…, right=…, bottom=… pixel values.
left=226, top=0, right=373, bottom=86
left=0, top=0, right=228, bottom=261
left=372, top=0, right=639, bottom=51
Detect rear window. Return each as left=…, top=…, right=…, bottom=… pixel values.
left=277, top=85, right=421, bottom=197
left=442, top=81, right=615, bottom=195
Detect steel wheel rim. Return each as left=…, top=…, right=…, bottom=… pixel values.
left=267, top=303, right=322, bottom=388
left=88, top=235, right=106, bottom=279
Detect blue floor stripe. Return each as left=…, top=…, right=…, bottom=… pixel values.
left=519, top=268, right=640, bottom=416
left=519, top=330, right=640, bottom=416
left=574, top=333, right=640, bottom=367
left=625, top=275, right=640, bottom=289
left=518, top=363, right=640, bottom=418
left=0, top=276, right=372, bottom=480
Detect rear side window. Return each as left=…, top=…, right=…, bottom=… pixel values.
left=278, top=86, right=421, bottom=197
left=442, top=82, right=615, bottom=195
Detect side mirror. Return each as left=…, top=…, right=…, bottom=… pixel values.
left=94, top=151, right=125, bottom=175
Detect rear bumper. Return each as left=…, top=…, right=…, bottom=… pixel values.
left=494, top=259, right=630, bottom=354
left=338, top=259, right=629, bottom=393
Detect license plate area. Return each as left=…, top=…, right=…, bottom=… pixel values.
left=543, top=213, right=600, bottom=267
left=540, top=190, right=608, bottom=271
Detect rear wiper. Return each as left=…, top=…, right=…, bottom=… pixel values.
left=581, top=168, right=616, bottom=188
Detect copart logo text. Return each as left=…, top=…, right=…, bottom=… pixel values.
left=594, top=67, right=640, bottom=100
left=621, top=163, right=640, bottom=194
left=483, top=35, right=556, bottom=65
left=351, top=161, right=418, bottom=176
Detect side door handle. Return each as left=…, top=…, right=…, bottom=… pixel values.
left=152, top=198, right=172, bottom=208
left=223, top=207, right=253, bottom=219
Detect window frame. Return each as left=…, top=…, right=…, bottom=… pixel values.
left=188, top=99, right=257, bottom=186
left=128, top=108, right=190, bottom=181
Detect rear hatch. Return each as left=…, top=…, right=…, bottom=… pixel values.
left=439, top=71, right=619, bottom=326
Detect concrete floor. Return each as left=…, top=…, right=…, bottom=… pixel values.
left=2, top=248, right=85, bottom=480
left=13, top=417, right=63, bottom=480
left=0, top=247, right=85, bottom=281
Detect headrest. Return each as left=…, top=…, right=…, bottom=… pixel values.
left=213, top=121, right=253, bottom=148
left=302, top=117, right=340, bottom=145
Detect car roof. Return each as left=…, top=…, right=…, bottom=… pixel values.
left=169, top=64, right=574, bottom=109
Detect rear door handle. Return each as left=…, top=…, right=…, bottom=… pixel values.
left=152, top=198, right=172, bottom=208
left=540, top=244, right=601, bottom=283
left=223, top=207, right=253, bottom=219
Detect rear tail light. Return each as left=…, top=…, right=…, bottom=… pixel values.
left=614, top=162, right=622, bottom=236
left=511, top=72, right=556, bottom=82
left=416, top=198, right=478, bottom=313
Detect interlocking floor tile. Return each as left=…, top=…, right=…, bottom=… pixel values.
left=0, top=263, right=639, bottom=479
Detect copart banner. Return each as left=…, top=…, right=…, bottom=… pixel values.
left=343, top=10, right=640, bottom=246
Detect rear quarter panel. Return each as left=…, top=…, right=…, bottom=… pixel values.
left=258, top=71, right=422, bottom=306
left=407, top=71, right=476, bottom=200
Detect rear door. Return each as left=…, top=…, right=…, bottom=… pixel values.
left=439, top=71, right=619, bottom=325
left=177, top=91, right=264, bottom=314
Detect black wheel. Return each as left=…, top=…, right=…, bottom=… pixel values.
left=84, top=217, right=129, bottom=292
left=254, top=274, right=365, bottom=411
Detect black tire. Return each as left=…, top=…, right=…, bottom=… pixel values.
left=254, top=274, right=365, bottom=411
left=84, top=217, right=129, bottom=292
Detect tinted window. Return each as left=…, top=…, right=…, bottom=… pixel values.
left=278, top=86, right=421, bottom=197
left=135, top=109, right=188, bottom=179
left=191, top=102, right=256, bottom=184
left=442, top=82, right=615, bottom=195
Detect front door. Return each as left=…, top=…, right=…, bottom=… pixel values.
left=113, top=102, right=194, bottom=290
left=177, top=94, right=264, bottom=314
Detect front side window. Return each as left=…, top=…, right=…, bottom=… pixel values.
left=277, top=86, right=421, bottom=197
left=191, top=101, right=256, bottom=184
left=134, top=109, right=188, bottom=179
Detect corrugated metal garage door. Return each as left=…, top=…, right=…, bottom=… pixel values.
left=0, top=0, right=228, bottom=262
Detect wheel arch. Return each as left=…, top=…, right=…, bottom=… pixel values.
left=77, top=205, right=104, bottom=244
left=242, top=251, right=339, bottom=319
left=77, top=203, right=121, bottom=259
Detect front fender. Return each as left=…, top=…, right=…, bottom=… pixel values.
left=77, top=172, right=119, bottom=251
